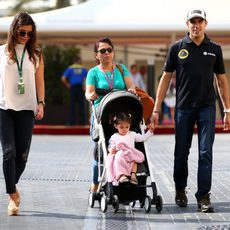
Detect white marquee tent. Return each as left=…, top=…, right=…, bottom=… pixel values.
left=0, top=0, right=230, bottom=45
left=0, top=0, right=229, bottom=119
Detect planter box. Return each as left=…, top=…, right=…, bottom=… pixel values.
left=35, top=104, right=90, bottom=125
left=35, top=104, right=69, bottom=125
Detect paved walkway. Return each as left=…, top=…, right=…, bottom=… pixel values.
left=0, top=134, right=230, bottom=230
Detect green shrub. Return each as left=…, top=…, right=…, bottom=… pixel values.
left=43, top=45, right=80, bottom=105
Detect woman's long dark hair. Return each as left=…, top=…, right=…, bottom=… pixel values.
left=6, top=12, right=41, bottom=66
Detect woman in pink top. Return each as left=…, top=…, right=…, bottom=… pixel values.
left=107, top=112, right=153, bottom=185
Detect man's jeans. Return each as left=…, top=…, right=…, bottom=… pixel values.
left=174, top=106, right=215, bottom=200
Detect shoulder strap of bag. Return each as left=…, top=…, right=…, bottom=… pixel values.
left=116, top=64, right=124, bottom=77
left=116, top=64, right=127, bottom=88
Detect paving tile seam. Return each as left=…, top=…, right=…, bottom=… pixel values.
left=198, top=224, right=230, bottom=229
left=0, top=177, right=90, bottom=182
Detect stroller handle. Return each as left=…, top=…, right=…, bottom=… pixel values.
left=95, top=88, right=112, bottom=96
left=91, top=88, right=113, bottom=116
left=89, top=88, right=110, bottom=106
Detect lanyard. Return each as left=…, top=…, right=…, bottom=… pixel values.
left=100, top=65, right=114, bottom=90
left=15, top=48, right=26, bottom=82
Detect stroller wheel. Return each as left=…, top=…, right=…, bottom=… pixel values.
left=112, top=195, right=119, bottom=213
left=144, top=195, right=152, bottom=213
left=155, top=195, right=163, bottom=213
left=88, top=192, right=96, bottom=208
left=100, top=195, right=108, bottom=213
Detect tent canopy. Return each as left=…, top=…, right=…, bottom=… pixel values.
left=0, top=0, right=230, bottom=45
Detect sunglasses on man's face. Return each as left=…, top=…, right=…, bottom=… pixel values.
left=17, top=30, right=33, bottom=37
left=97, top=48, right=113, bottom=54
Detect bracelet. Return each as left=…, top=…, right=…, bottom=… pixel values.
left=223, top=108, right=230, bottom=113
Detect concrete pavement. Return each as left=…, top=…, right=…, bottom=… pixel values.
left=1, top=134, right=230, bottom=230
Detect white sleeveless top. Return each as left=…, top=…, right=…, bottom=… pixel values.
left=0, top=44, right=38, bottom=112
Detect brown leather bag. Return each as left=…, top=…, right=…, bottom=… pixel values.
left=116, top=64, right=154, bottom=123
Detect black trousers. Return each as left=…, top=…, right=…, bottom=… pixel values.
left=0, top=109, right=34, bottom=194
left=69, top=85, right=86, bottom=125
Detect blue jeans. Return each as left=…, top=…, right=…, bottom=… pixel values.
left=174, top=106, right=215, bottom=200
left=92, top=159, right=99, bottom=184
left=0, top=109, right=34, bottom=194
left=90, top=113, right=99, bottom=184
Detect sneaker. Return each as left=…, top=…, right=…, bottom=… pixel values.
left=175, top=188, right=188, bottom=207
left=197, top=194, right=214, bottom=213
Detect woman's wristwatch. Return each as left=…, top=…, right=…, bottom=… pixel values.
left=224, top=108, right=230, bottom=113
left=38, top=100, right=45, bottom=107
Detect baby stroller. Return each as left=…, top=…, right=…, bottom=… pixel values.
left=88, top=89, right=163, bottom=213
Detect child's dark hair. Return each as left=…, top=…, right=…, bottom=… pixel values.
left=113, top=112, right=132, bottom=125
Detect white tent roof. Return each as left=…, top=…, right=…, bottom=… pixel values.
left=1, top=0, right=230, bottom=44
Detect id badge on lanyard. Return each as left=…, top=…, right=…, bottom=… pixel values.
left=15, top=48, right=26, bottom=94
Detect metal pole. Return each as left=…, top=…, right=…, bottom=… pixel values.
left=124, top=45, right=128, bottom=66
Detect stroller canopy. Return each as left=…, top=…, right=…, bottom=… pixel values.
left=97, top=90, right=143, bottom=128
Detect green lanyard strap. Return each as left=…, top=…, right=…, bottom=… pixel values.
left=15, top=48, right=26, bottom=82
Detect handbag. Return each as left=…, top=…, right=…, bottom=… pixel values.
left=116, top=64, right=154, bottom=123
left=134, top=86, right=154, bottom=124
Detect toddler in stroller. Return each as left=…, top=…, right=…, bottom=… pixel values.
left=88, top=90, right=163, bottom=213
left=107, top=112, right=153, bottom=186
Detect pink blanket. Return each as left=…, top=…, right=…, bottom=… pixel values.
left=107, top=142, right=145, bottom=183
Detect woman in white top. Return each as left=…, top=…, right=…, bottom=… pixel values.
left=0, top=12, right=45, bottom=216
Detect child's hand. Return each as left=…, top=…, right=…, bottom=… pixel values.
left=111, top=147, right=117, bottom=154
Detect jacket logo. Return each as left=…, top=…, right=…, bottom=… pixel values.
left=178, top=49, right=189, bottom=59
left=203, top=51, right=216, bottom=57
